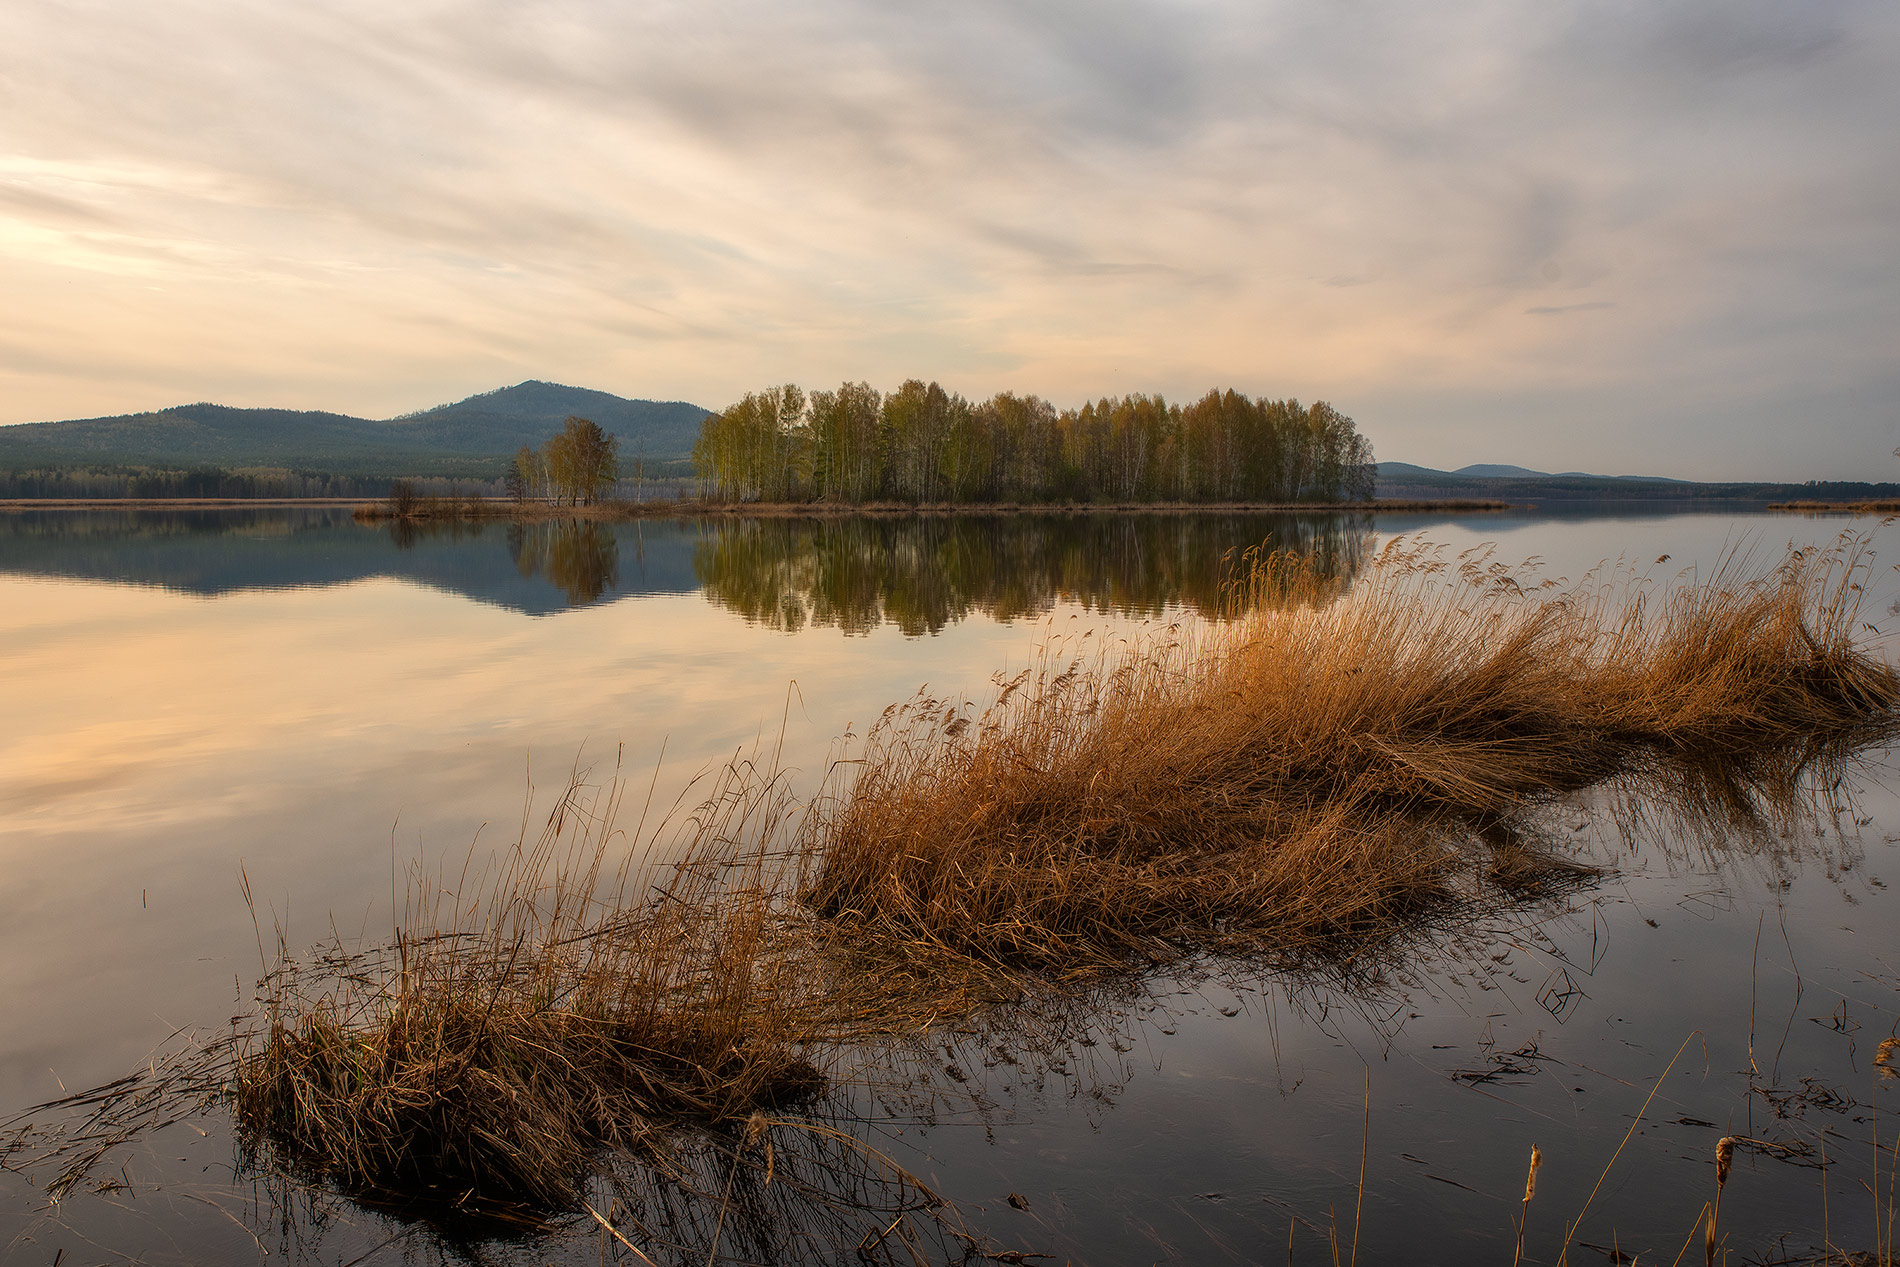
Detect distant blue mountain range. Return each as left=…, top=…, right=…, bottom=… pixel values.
left=0, top=381, right=713, bottom=477
left=1381, top=461, right=1691, bottom=483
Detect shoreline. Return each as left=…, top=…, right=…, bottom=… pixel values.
left=351, top=496, right=1516, bottom=522
left=1767, top=499, right=1900, bottom=514
left=0, top=495, right=1515, bottom=516
left=0, top=496, right=372, bottom=511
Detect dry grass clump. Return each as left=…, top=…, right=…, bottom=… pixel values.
left=351, top=480, right=495, bottom=522
left=799, top=536, right=1900, bottom=966
left=1598, top=544, right=1899, bottom=755
left=232, top=761, right=826, bottom=1208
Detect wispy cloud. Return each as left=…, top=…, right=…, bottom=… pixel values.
left=1526, top=302, right=1616, bottom=316
left=0, top=0, right=1895, bottom=477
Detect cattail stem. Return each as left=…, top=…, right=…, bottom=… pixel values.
left=1513, top=1144, right=1543, bottom=1267
left=1707, top=1136, right=1735, bottom=1267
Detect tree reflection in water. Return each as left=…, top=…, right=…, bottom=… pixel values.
left=384, top=515, right=490, bottom=551
left=508, top=520, right=621, bottom=606
left=378, top=511, right=1368, bottom=619
left=696, top=512, right=1374, bottom=635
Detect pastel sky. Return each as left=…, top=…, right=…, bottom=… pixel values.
left=2, top=0, right=1895, bottom=478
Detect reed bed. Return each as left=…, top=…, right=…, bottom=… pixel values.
left=351, top=480, right=493, bottom=522
left=799, top=536, right=1900, bottom=966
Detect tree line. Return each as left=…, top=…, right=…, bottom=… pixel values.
left=0, top=466, right=393, bottom=499
left=692, top=382, right=1376, bottom=505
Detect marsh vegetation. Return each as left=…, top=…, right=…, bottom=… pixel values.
left=802, top=538, right=1899, bottom=967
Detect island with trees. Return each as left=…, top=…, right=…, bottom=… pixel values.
left=692, top=381, right=1377, bottom=505
left=356, top=379, right=1410, bottom=522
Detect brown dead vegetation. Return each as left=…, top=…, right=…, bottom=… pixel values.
left=230, top=758, right=828, bottom=1207
left=799, top=537, right=1900, bottom=966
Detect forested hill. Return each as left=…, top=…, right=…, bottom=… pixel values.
left=0, top=382, right=712, bottom=478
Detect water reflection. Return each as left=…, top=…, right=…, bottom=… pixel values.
left=695, top=512, right=1373, bottom=635
left=0, top=508, right=1370, bottom=626
left=3, top=704, right=1893, bottom=1263
left=508, top=521, right=621, bottom=606
left=382, top=514, right=491, bottom=551
left=11, top=742, right=1879, bottom=1265
left=227, top=1099, right=978, bottom=1266
left=5, top=505, right=1896, bottom=1265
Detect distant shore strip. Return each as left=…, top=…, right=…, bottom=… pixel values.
left=0, top=494, right=1515, bottom=515
left=355, top=495, right=1517, bottom=520
left=1767, top=499, right=1900, bottom=514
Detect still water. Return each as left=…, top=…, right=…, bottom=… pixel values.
left=1, top=506, right=1895, bottom=1265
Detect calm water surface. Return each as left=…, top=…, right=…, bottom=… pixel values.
left=1, top=507, right=1895, bottom=1265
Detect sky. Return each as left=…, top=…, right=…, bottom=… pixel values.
left=1, top=0, right=1896, bottom=479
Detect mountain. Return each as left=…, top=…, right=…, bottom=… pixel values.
left=0, top=381, right=713, bottom=477
left=392, top=382, right=710, bottom=462
left=1453, top=463, right=1549, bottom=478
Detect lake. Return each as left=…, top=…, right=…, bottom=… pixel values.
left=2, top=505, right=1896, bottom=1266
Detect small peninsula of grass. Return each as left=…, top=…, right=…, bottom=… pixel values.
left=801, top=539, right=1896, bottom=965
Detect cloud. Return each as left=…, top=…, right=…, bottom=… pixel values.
left=0, top=0, right=1895, bottom=478
left=1526, top=301, right=1615, bottom=316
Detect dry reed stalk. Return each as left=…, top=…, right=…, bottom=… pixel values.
left=798, top=536, right=1900, bottom=971
left=1878, top=1041, right=1900, bottom=1267
left=1709, top=1135, right=1734, bottom=1267
left=1351, top=1066, right=1369, bottom=1267
left=1558, top=1034, right=1700, bottom=1267
left=1514, top=1144, right=1542, bottom=1267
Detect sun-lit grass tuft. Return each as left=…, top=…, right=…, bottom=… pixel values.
left=231, top=757, right=826, bottom=1207
left=798, top=536, right=1900, bottom=966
